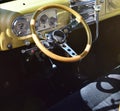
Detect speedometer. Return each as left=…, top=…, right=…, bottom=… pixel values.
left=40, top=14, right=48, bottom=24
left=12, top=17, right=29, bottom=36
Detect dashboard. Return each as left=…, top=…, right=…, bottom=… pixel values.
left=0, top=0, right=120, bottom=51
left=0, top=0, right=70, bottom=51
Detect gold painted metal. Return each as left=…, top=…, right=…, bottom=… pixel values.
left=30, top=4, right=92, bottom=62
left=0, top=0, right=69, bottom=51
left=99, top=0, right=120, bottom=21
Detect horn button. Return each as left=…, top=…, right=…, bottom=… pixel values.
left=52, top=30, right=66, bottom=44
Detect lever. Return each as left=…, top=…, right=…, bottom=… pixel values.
left=48, top=58, right=57, bottom=69
left=21, top=47, right=38, bottom=54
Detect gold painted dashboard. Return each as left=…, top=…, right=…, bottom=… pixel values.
left=0, top=0, right=120, bottom=51
left=0, top=0, right=70, bottom=51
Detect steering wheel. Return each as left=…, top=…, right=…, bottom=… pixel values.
left=30, top=4, right=92, bottom=62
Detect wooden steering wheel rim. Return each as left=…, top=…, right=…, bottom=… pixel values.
left=30, top=4, right=92, bottom=62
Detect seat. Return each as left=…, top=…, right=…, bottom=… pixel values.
left=80, top=65, right=120, bottom=111
left=48, top=65, right=120, bottom=111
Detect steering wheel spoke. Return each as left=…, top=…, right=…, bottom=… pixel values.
left=59, top=42, right=77, bottom=57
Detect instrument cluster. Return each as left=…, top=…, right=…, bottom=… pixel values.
left=12, top=8, right=58, bottom=37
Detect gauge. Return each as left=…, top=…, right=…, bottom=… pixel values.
left=12, top=17, right=29, bottom=36
left=48, top=17, right=57, bottom=27
left=40, top=14, right=48, bottom=24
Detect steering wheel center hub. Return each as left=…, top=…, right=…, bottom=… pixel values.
left=52, top=30, right=66, bottom=44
